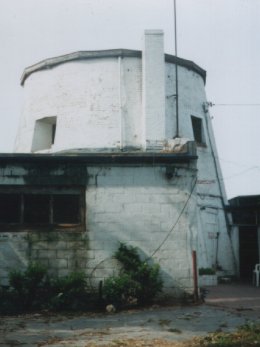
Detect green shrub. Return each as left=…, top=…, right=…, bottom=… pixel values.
left=103, top=274, right=141, bottom=306
left=8, top=262, right=49, bottom=310
left=133, top=262, right=162, bottom=303
left=103, top=243, right=163, bottom=307
left=115, top=243, right=142, bottom=272
left=9, top=262, right=47, bottom=292
left=0, top=287, right=22, bottom=314
left=0, top=263, right=92, bottom=314
left=199, top=267, right=216, bottom=275
left=49, top=271, right=90, bottom=311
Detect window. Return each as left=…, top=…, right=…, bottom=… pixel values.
left=24, top=194, right=50, bottom=224
left=0, top=187, right=84, bottom=230
left=53, top=195, right=80, bottom=224
left=191, top=116, right=206, bottom=146
left=0, top=194, right=20, bottom=223
left=31, top=116, right=57, bottom=152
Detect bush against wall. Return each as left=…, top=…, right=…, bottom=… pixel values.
left=103, top=243, right=163, bottom=307
left=0, top=246, right=163, bottom=314
left=0, top=263, right=94, bottom=314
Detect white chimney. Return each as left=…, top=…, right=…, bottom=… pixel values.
left=142, top=30, right=166, bottom=150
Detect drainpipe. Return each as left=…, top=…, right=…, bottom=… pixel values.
left=192, top=250, right=199, bottom=301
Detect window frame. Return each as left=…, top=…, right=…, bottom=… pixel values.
left=0, top=186, right=85, bottom=231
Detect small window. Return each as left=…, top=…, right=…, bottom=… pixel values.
left=31, top=116, right=57, bottom=152
left=191, top=116, right=206, bottom=146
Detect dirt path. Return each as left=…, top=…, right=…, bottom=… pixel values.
left=1, top=302, right=259, bottom=347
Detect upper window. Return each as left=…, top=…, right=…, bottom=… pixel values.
left=31, top=116, right=57, bottom=152
left=191, top=116, right=206, bottom=146
left=0, top=187, right=84, bottom=231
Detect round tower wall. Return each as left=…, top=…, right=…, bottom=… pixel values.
left=15, top=56, right=207, bottom=153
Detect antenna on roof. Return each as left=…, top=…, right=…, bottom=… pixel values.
left=173, top=0, right=179, bottom=138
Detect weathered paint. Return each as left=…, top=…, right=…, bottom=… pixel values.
left=2, top=30, right=238, bottom=294
left=0, top=159, right=198, bottom=296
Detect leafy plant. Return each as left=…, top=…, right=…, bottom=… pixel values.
left=199, top=267, right=216, bottom=275
left=103, top=243, right=163, bottom=307
left=0, top=263, right=92, bottom=314
left=8, top=262, right=49, bottom=310
left=115, top=243, right=142, bottom=272
left=49, top=271, right=90, bottom=311
left=103, top=274, right=141, bottom=306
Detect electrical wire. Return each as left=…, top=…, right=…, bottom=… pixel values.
left=214, top=103, right=260, bottom=106
left=218, top=156, right=260, bottom=168
left=221, top=167, right=259, bottom=181
left=215, top=156, right=260, bottom=181
left=147, top=177, right=197, bottom=260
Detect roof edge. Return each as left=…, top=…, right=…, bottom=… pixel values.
left=21, top=49, right=206, bottom=85
left=0, top=152, right=198, bottom=165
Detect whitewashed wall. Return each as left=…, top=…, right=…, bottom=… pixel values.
left=13, top=30, right=238, bottom=280
left=86, top=165, right=198, bottom=295
left=0, top=163, right=198, bottom=297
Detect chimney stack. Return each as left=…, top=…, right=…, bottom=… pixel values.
left=142, top=30, right=166, bottom=150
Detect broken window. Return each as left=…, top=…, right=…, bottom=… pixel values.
left=0, top=187, right=84, bottom=230
left=191, top=116, right=206, bottom=146
left=31, top=116, right=57, bottom=152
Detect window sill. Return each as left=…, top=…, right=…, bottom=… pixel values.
left=0, top=224, right=84, bottom=232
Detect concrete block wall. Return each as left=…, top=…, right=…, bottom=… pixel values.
left=0, top=162, right=199, bottom=298
left=0, top=231, right=90, bottom=285
left=86, top=165, right=198, bottom=296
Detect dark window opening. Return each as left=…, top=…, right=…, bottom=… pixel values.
left=52, top=124, right=56, bottom=145
left=24, top=194, right=50, bottom=224
left=53, top=194, right=80, bottom=224
left=191, top=116, right=205, bottom=146
left=0, top=188, right=83, bottom=231
left=0, top=194, right=21, bottom=223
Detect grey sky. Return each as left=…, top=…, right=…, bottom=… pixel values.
left=0, top=0, right=259, bottom=199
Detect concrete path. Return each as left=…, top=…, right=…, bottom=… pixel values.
left=205, top=283, right=260, bottom=315
left=0, top=283, right=260, bottom=346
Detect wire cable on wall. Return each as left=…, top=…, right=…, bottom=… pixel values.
left=147, top=177, right=197, bottom=260
left=214, top=103, right=260, bottom=107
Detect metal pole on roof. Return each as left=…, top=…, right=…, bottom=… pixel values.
left=173, top=0, right=179, bottom=138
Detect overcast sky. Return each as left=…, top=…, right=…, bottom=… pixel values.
left=0, top=0, right=259, bottom=199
